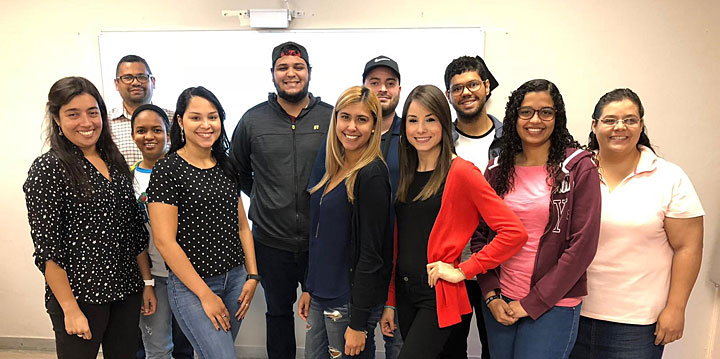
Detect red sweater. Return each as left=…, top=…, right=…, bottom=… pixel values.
left=387, top=157, right=528, bottom=327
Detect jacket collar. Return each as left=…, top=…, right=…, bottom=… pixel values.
left=267, top=92, right=320, bottom=116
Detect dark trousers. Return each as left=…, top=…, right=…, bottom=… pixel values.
left=136, top=316, right=194, bottom=359
left=396, top=274, right=456, bottom=359
left=439, top=280, right=491, bottom=359
left=47, top=292, right=142, bottom=359
left=255, top=240, right=308, bottom=359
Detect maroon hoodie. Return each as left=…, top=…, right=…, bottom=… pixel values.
left=472, top=148, right=601, bottom=319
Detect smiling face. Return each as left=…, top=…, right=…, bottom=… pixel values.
left=114, top=61, right=154, bottom=106
left=516, top=91, right=555, bottom=151
left=132, top=110, right=169, bottom=162
left=592, top=99, right=643, bottom=156
left=55, top=93, right=103, bottom=155
left=178, top=96, right=221, bottom=150
left=335, top=102, right=375, bottom=157
left=405, top=100, right=443, bottom=156
left=272, top=55, right=310, bottom=103
left=447, top=70, right=489, bottom=121
left=364, top=67, right=401, bottom=118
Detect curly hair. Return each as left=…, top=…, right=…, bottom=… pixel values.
left=491, top=79, right=581, bottom=197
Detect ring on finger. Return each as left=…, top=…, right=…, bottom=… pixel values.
left=76, top=334, right=83, bottom=337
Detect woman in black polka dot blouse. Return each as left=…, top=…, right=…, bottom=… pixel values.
left=147, top=86, right=259, bottom=359
left=23, top=77, right=151, bottom=359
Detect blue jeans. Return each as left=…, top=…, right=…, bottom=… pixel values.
left=254, top=240, right=308, bottom=359
left=570, top=316, right=664, bottom=359
left=140, top=276, right=173, bottom=359
left=305, top=300, right=383, bottom=358
left=481, top=298, right=581, bottom=359
left=167, top=266, right=247, bottom=359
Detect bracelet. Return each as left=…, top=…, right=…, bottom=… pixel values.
left=246, top=274, right=262, bottom=282
left=384, top=305, right=396, bottom=311
left=143, top=279, right=155, bottom=287
left=484, top=293, right=503, bottom=306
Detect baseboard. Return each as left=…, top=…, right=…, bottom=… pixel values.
left=0, top=337, right=56, bottom=351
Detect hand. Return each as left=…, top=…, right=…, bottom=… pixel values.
left=64, top=307, right=92, bottom=340
left=487, top=298, right=517, bottom=326
left=344, top=327, right=367, bottom=356
left=141, top=286, right=157, bottom=316
left=427, top=261, right=466, bottom=287
left=298, top=292, right=311, bottom=321
left=508, top=301, right=528, bottom=319
left=655, top=305, right=685, bottom=345
left=235, top=278, right=258, bottom=320
left=380, top=307, right=396, bottom=337
left=200, top=293, right=231, bottom=332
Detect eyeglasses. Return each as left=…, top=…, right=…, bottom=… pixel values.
left=116, top=74, right=152, bottom=84
left=518, top=106, right=556, bottom=121
left=449, top=80, right=486, bottom=96
left=598, top=117, right=642, bottom=127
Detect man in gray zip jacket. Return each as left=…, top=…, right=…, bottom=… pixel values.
left=229, top=41, right=332, bottom=359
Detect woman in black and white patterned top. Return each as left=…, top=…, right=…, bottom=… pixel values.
left=147, top=86, right=259, bottom=359
left=23, top=77, right=151, bottom=359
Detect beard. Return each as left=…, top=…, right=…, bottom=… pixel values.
left=453, top=96, right=486, bottom=123
left=381, top=99, right=400, bottom=118
left=275, top=81, right=310, bottom=103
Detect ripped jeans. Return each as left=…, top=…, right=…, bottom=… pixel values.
left=305, top=300, right=383, bottom=358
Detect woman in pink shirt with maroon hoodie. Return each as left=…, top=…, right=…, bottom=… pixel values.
left=473, top=79, right=601, bottom=359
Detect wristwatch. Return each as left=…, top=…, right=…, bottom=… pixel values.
left=246, top=274, right=262, bottom=282
left=143, top=279, right=155, bottom=287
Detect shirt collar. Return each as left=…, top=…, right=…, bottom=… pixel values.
left=634, top=145, right=658, bottom=175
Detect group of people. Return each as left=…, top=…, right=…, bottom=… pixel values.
left=24, top=40, right=704, bottom=359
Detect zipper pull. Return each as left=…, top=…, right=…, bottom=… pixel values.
left=292, top=124, right=296, bottom=130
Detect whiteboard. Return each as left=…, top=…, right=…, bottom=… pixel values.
left=98, top=28, right=485, bottom=131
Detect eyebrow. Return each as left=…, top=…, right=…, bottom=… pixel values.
left=187, top=111, right=219, bottom=115
left=64, top=106, right=99, bottom=112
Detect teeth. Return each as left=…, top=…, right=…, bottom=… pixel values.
left=415, top=137, right=431, bottom=142
left=345, top=134, right=359, bottom=140
left=79, top=130, right=93, bottom=136
left=526, top=128, right=543, bottom=133
left=197, top=133, right=213, bottom=138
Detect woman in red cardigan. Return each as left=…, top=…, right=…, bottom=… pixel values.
left=378, top=85, right=527, bottom=358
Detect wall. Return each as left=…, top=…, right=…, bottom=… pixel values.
left=1, top=0, right=718, bottom=357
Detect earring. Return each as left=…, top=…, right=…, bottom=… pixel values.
left=180, top=128, right=185, bottom=142
left=371, top=129, right=375, bottom=133
left=58, top=127, right=63, bottom=137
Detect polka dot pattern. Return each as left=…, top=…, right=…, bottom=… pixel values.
left=23, top=151, right=148, bottom=304
left=147, top=152, right=244, bottom=278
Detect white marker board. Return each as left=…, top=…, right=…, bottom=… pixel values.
left=98, top=28, right=487, bottom=353
left=98, top=28, right=485, bottom=131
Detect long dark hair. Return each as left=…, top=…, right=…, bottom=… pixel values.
left=169, top=86, right=236, bottom=180
left=397, top=85, right=455, bottom=202
left=588, top=88, right=654, bottom=152
left=44, top=76, right=130, bottom=191
left=491, top=79, right=580, bottom=197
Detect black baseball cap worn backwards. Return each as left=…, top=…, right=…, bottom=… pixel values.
left=272, top=41, right=310, bottom=68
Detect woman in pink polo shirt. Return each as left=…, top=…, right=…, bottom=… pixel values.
left=473, top=79, right=602, bottom=359
left=570, top=88, right=704, bottom=359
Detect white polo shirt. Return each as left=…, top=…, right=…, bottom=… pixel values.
left=581, top=146, right=704, bottom=325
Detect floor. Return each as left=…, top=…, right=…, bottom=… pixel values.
left=0, top=349, right=275, bottom=359
left=0, top=349, right=99, bottom=358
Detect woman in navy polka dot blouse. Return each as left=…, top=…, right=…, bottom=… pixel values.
left=147, top=86, right=259, bottom=359
left=23, top=77, right=151, bottom=358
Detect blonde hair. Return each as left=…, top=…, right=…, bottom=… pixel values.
left=309, top=86, right=384, bottom=202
